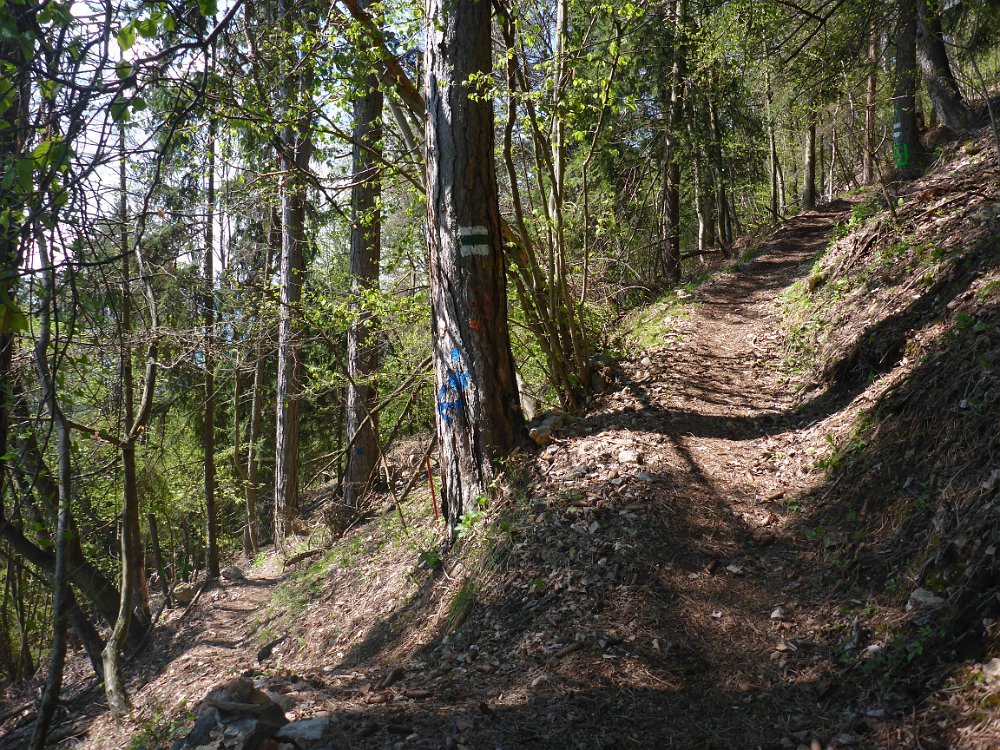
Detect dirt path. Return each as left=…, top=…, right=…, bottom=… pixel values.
left=13, top=203, right=863, bottom=750
left=57, top=567, right=286, bottom=749
left=506, top=200, right=862, bottom=747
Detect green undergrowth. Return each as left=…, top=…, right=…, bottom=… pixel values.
left=438, top=456, right=533, bottom=635
left=248, top=489, right=440, bottom=645
left=622, top=280, right=705, bottom=349
left=128, top=708, right=195, bottom=750
left=247, top=454, right=535, bottom=654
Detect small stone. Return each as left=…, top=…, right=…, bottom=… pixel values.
left=172, top=583, right=200, bottom=605
left=982, top=657, right=1000, bottom=682
left=266, top=691, right=295, bottom=713
left=770, top=607, right=785, bottom=620
left=906, top=587, right=945, bottom=610
left=635, top=471, right=656, bottom=483
left=275, top=717, right=330, bottom=746
left=618, top=449, right=642, bottom=464
left=221, top=566, right=245, bottom=580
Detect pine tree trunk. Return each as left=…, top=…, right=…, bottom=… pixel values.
left=894, top=0, right=923, bottom=172
left=425, top=0, right=523, bottom=525
left=274, top=5, right=315, bottom=538
left=344, top=16, right=384, bottom=509
left=915, top=0, right=972, bottom=131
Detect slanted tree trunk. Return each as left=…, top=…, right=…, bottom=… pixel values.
left=425, top=0, right=523, bottom=526
left=915, top=0, right=973, bottom=132
left=274, top=2, right=315, bottom=538
left=344, top=12, right=384, bottom=509
left=103, top=124, right=159, bottom=718
left=894, top=0, right=923, bottom=172
left=28, top=233, right=73, bottom=750
left=802, top=117, right=817, bottom=209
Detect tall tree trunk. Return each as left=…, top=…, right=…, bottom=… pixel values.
left=344, top=13, right=384, bottom=509
left=692, top=145, right=705, bottom=255
left=274, top=2, right=315, bottom=538
left=802, top=117, right=817, bottom=209
left=894, top=0, right=923, bottom=172
left=863, top=23, right=878, bottom=183
left=659, top=0, right=686, bottom=285
left=828, top=122, right=837, bottom=201
left=818, top=128, right=826, bottom=199
left=425, top=0, right=523, bottom=526
left=243, top=206, right=277, bottom=555
left=28, top=233, right=73, bottom=750
left=0, top=0, right=29, bottom=539
left=766, top=72, right=779, bottom=222
left=203, top=113, right=220, bottom=578
left=708, top=97, right=732, bottom=246
left=103, top=132, right=139, bottom=717
left=915, top=0, right=972, bottom=131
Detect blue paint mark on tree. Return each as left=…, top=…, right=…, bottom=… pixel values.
left=438, top=348, right=471, bottom=425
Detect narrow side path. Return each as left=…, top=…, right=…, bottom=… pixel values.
left=67, top=566, right=284, bottom=749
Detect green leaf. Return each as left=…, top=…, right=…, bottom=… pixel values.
left=0, top=290, right=28, bottom=335
left=31, top=139, right=51, bottom=162
left=110, top=99, right=130, bottom=123
left=116, top=25, right=135, bottom=52
left=137, top=18, right=158, bottom=39
left=14, top=156, right=33, bottom=192
left=197, top=0, right=217, bottom=17
left=116, top=60, right=133, bottom=79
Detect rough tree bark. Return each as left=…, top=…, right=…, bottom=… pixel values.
left=425, top=0, right=523, bottom=525
left=894, top=0, right=923, bottom=173
left=274, top=1, right=315, bottom=538
left=344, top=11, right=384, bottom=509
left=915, top=0, right=973, bottom=132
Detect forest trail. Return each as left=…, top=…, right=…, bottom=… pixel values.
left=56, top=567, right=287, bottom=749
left=27, top=200, right=898, bottom=749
